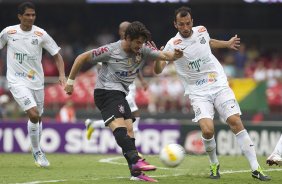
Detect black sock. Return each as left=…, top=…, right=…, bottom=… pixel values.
left=113, top=127, right=139, bottom=163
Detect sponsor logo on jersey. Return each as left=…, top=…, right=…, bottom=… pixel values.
left=198, top=26, right=206, bottom=33
left=92, top=47, right=109, bottom=57
left=12, top=38, right=19, bottom=41
left=31, top=39, right=38, bottom=45
left=173, top=39, right=182, bottom=45
left=34, top=31, right=43, bottom=37
left=181, top=45, right=188, bottom=50
left=188, top=59, right=201, bottom=72
left=14, top=53, right=27, bottom=64
left=15, top=70, right=36, bottom=80
left=115, top=69, right=140, bottom=77
left=195, top=72, right=217, bottom=86
left=200, top=37, right=206, bottom=44
left=27, top=70, right=36, bottom=79
left=7, top=30, right=17, bottom=34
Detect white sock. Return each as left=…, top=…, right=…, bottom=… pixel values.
left=91, top=120, right=105, bottom=128
left=236, top=129, right=259, bottom=171
left=28, top=120, right=40, bottom=153
left=202, top=136, right=219, bottom=165
left=272, top=135, right=282, bottom=156
left=133, top=117, right=140, bottom=133
left=39, top=122, right=42, bottom=143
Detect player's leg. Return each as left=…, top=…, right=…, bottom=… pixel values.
left=9, top=86, right=49, bottom=167
left=199, top=118, right=220, bottom=179
left=126, top=84, right=140, bottom=135
left=123, top=118, right=157, bottom=182
left=215, top=87, right=270, bottom=181
left=94, top=89, right=156, bottom=175
left=190, top=95, right=220, bottom=179
left=267, top=134, right=282, bottom=166
left=31, top=88, right=49, bottom=167
left=85, top=119, right=105, bottom=140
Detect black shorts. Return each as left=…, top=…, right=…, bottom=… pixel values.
left=94, top=89, right=132, bottom=126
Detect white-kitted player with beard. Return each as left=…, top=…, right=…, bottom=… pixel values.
left=154, top=6, right=270, bottom=181
left=0, top=1, right=66, bottom=167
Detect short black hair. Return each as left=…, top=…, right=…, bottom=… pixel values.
left=174, top=6, right=192, bottom=21
left=18, top=1, right=35, bottom=15
left=124, top=21, right=151, bottom=41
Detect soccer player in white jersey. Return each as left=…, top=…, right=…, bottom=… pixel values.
left=0, top=2, right=66, bottom=167
left=85, top=21, right=148, bottom=141
left=267, top=134, right=282, bottom=166
left=153, top=6, right=270, bottom=181
left=65, top=21, right=182, bottom=182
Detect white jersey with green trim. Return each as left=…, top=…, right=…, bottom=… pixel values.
left=91, top=40, right=159, bottom=94
left=164, top=26, right=228, bottom=95
left=0, top=25, right=60, bottom=90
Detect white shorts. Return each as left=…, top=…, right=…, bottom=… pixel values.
left=189, top=87, right=241, bottom=123
left=126, top=83, right=138, bottom=112
left=9, top=84, right=44, bottom=115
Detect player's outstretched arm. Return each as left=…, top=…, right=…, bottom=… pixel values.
left=53, top=53, right=66, bottom=87
left=210, top=35, right=240, bottom=50
left=64, top=50, right=92, bottom=95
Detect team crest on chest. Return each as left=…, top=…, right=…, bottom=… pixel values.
left=200, top=37, right=206, bottom=44
left=118, top=104, right=125, bottom=114
left=31, top=39, right=38, bottom=45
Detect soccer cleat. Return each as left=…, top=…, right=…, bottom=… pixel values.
left=266, top=153, right=282, bottom=166
left=252, top=166, right=271, bottom=181
left=85, top=119, right=95, bottom=140
left=209, top=163, right=220, bottom=179
left=32, top=151, right=50, bottom=167
left=130, top=172, right=158, bottom=182
left=132, top=159, right=157, bottom=172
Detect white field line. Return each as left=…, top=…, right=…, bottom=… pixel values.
left=13, top=156, right=282, bottom=184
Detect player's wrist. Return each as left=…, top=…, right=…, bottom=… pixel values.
left=66, top=78, right=75, bottom=85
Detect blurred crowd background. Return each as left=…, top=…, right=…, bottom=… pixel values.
left=1, top=0, right=282, bottom=122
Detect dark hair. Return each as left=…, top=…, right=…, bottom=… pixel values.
left=124, top=21, right=151, bottom=41
left=174, top=6, right=192, bottom=21
left=18, top=1, right=35, bottom=15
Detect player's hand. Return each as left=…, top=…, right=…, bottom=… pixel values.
left=228, top=34, right=240, bottom=50
left=146, top=41, right=158, bottom=50
left=146, top=41, right=164, bottom=51
left=173, top=48, right=183, bottom=59
left=58, top=76, right=66, bottom=87
left=64, top=85, right=74, bottom=95
left=141, top=80, right=149, bottom=91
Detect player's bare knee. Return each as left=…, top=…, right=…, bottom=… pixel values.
left=202, top=130, right=214, bottom=139
left=27, top=109, right=40, bottom=123
left=227, top=115, right=244, bottom=133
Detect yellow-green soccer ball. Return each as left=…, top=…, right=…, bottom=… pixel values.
left=159, top=143, right=185, bottom=167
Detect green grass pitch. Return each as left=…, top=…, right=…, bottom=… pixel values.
left=0, top=154, right=281, bottom=184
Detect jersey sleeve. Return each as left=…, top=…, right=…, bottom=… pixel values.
left=41, top=31, right=61, bottom=56
left=91, top=45, right=111, bottom=63
left=142, top=44, right=160, bottom=61
left=162, top=40, right=174, bottom=64
left=0, top=28, right=8, bottom=49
